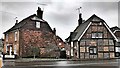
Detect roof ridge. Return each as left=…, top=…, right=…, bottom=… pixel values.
left=4, top=14, right=36, bottom=34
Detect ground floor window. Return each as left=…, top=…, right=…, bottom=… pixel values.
left=89, top=46, right=97, bottom=55
left=104, top=53, right=109, bottom=58
left=98, top=53, right=103, bottom=58
left=110, top=53, right=114, bottom=58
left=80, top=52, right=85, bottom=59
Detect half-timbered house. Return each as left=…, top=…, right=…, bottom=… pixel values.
left=66, top=13, right=118, bottom=59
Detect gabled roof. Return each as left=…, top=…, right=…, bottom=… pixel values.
left=4, top=14, right=46, bottom=34
left=66, top=14, right=118, bottom=42
left=4, top=14, right=36, bottom=34
left=110, top=26, right=120, bottom=33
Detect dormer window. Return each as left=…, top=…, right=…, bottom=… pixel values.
left=36, top=21, right=40, bottom=28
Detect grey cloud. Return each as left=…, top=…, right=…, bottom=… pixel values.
left=0, top=2, right=118, bottom=40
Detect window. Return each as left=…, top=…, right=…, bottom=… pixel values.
left=109, top=40, right=114, bottom=45
left=86, top=47, right=89, bottom=52
left=90, top=40, right=96, bottom=46
left=40, top=48, right=45, bottom=54
left=14, top=45, right=16, bottom=54
left=86, top=34, right=91, bottom=38
left=104, top=33, right=108, bottom=38
left=59, top=43, right=62, bottom=45
left=92, top=33, right=102, bottom=38
left=71, top=42, right=73, bottom=47
left=98, top=39, right=103, bottom=45
left=80, top=47, right=85, bottom=52
left=89, top=46, right=97, bottom=55
left=85, top=53, right=89, bottom=59
left=109, top=46, right=114, bottom=51
left=104, top=47, right=109, bottom=51
left=92, top=26, right=97, bottom=32
left=99, top=22, right=102, bottom=25
left=98, top=46, right=103, bottom=51
left=86, top=40, right=90, bottom=46
left=36, top=21, right=40, bottom=28
left=110, top=53, right=114, bottom=58
left=80, top=40, right=85, bottom=46
left=91, top=22, right=98, bottom=25
left=15, top=32, right=17, bottom=41
left=6, top=34, right=8, bottom=42
left=80, top=53, right=84, bottom=59
left=98, top=26, right=103, bottom=32
left=104, top=53, right=109, bottom=58
left=71, top=48, right=73, bottom=56
left=98, top=53, right=103, bottom=58
left=6, top=44, right=8, bottom=52
left=104, top=39, right=108, bottom=45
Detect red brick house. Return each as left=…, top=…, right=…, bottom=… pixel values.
left=66, top=13, right=118, bottom=59
left=3, top=7, right=65, bottom=58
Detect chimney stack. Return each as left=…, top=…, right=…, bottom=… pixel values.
left=53, top=28, right=56, bottom=35
left=37, top=7, right=43, bottom=19
left=15, top=17, right=18, bottom=25
left=78, top=13, right=82, bottom=26
left=16, top=20, right=18, bottom=23
left=77, top=7, right=82, bottom=26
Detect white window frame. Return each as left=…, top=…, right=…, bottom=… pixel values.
left=15, top=32, right=17, bottom=41
left=6, top=34, right=8, bottom=42
left=6, top=44, right=8, bottom=53
left=71, top=48, right=73, bottom=56
left=14, top=45, right=17, bottom=54
left=36, top=21, right=40, bottom=28
left=89, top=46, right=97, bottom=55
left=59, top=43, right=62, bottom=45
left=92, top=33, right=103, bottom=38
left=109, top=40, right=114, bottom=45
left=71, top=42, right=73, bottom=47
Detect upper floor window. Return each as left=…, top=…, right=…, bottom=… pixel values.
left=109, top=40, right=114, bottom=45
left=36, top=21, right=40, bottom=28
left=92, top=32, right=103, bottom=38
left=15, top=32, right=17, bottom=41
left=6, top=34, right=8, bottom=42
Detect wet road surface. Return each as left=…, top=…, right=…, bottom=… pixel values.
left=2, top=59, right=119, bottom=68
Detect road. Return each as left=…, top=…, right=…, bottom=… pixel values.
left=2, top=59, right=119, bottom=68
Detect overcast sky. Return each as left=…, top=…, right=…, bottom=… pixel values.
left=0, top=0, right=119, bottom=41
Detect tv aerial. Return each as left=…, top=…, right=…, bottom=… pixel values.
left=36, top=0, right=48, bottom=11
left=76, top=7, right=82, bottom=14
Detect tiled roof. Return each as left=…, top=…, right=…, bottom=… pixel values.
left=4, top=14, right=36, bottom=34
left=66, top=14, right=117, bottom=41
left=4, top=14, right=46, bottom=34
left=110, top=26, right=120, bottom=32
left=74, top=14, right=104, bottom=41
